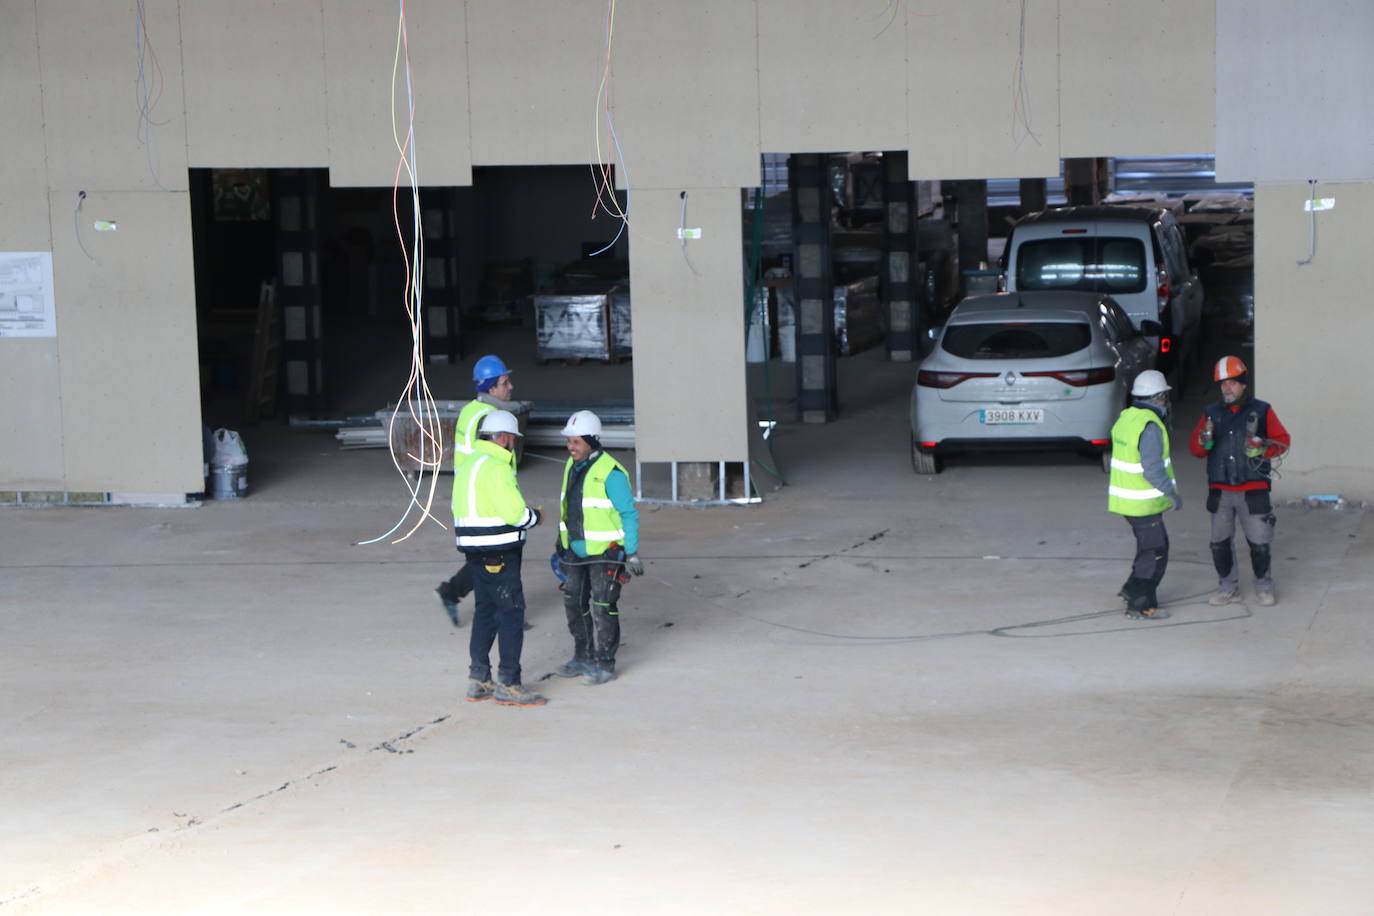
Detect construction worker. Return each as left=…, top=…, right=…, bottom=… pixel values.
left=435, top=354, right=523, bottom=627
left=1188, top=356, right=1291, bottom=607
left=452, top=409, right=546, bottom=707
left=551, top=410, right=642, bottom=685
left=1108, top=369, right=1184, bottom=620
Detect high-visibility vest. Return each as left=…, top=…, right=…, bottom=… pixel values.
left=1108, top=406, right=1176, bottom=516
left=559, top=451, right=628, bottom=556
left=452, top=439, right=536, bottom=551
left=453, top=399, right=495, bottom=457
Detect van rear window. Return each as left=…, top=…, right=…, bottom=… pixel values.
left=1015, top=237, right=1146, bottom=293
left=941, top=322, right=1091, bottom=359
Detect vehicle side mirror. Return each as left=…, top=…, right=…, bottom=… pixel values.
left=1139, top=319, right=1162, bottom=337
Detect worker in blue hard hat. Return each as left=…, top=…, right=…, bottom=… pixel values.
left=435, top=354, right=532, bottom=628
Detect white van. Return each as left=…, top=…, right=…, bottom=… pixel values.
left=1000, top=206, right=1203, bottom=386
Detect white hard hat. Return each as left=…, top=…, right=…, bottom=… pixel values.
left=1131, top=369, right=1171, bottom=398
left=479, top=409, right=523, bottom=437
left=560, top=409, right=603, bottom=438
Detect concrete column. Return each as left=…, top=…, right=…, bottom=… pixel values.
left=789, top=154, right=837, bottom=423
left=1018, top=177, right=1048, bottom=216
left=1064, top=158, right=1106, bottom=206
left=951, top=179, right=989, bottom=296
left=419, top=188, right=462, bottom=364
left=882, top=151, right=917, bottom=362
left=273, top=168, right=326, bottom=412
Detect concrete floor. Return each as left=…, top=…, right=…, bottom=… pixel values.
left=6, top=348, right=1374, bottom=914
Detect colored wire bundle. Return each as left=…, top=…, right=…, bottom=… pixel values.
left=358, top=0, right=447, bottom=547
left=587, top=0, right=629, bottom=256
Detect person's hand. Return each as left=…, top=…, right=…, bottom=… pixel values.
left=1168, top=493, right=1183, bottom=512
left=1245, top=437, right=1264, bottom=458
left=625, top=554, right=645, bottom=576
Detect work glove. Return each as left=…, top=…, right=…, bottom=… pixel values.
left=625, top=554, right=645, bottom=576
left=1168, top=492, right=1183, bottom=512
left=1245, top=436, right=1264, bottom=458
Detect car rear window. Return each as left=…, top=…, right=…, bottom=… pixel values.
left=1015, top=237, right=1146, bottom=293
left=941, top=321, right=1092, bottom=359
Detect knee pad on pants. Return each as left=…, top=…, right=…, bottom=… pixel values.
left=1247, top=540, right=1271, bottom=581
left=1210, top=539, right=1234, bottom=578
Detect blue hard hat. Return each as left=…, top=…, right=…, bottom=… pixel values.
left=473, top=354, right=511, bottom=384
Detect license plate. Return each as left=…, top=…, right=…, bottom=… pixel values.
left=980, top=408, right=1043, bottom=425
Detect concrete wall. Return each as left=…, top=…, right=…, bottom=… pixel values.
left=1216, top=0, right=1374, bottom=183
left=4, top=0, right=1374, bottom=496
left=1253, top=182, right=1373, bottom=498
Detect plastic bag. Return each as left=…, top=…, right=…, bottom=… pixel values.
left=212, top=428, right=249, bottom=467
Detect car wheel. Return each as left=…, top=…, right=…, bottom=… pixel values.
left=1100, top=446, right=1112, bottom=474
left=911, top=437, right=942, bottom=475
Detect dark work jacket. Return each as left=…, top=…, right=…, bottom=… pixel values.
left=563, top=451, right=597, bottom=546
left=1204, top=397, right=1272, bottom=487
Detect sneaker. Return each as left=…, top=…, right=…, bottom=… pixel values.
left=1257, top=590, right=1277, bottom=607
left=1208, top=589, right=1241, bottom=606
left=583, top=667, right=618, bottom=686
left=465, top=678, right=495, bottom=702
left=1125, top=607, right=1171, bottom=620
left=552, top=659, right=592, bottom=678
left=493, top=682, right=548, bottom=707
left=436, top=584, right=462, bottom=627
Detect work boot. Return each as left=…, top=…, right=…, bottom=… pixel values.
left=1257, top=589, right=1277, bottom=607
left=465, top=678, right=495, bottom=702
left=436, top=583, right=462, bottom=627
left=583, top=667, right=618, bottom=686
left=1208, top=588, right=1240, bottom=606
left=1125, top=606, right=1171, bottom=620
left=493, top=682, right=548, bottom=707
left=552, top=658, right=593, bottom=678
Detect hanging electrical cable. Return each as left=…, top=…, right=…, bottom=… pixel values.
left=1010, top=0, right=1041, bottom=149
left=134, top=0, right=172, bottom=191
left=358, top=0, right=448, bottom=547
left=587, top=0, right=630, bottom=257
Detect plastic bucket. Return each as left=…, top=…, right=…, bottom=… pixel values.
left=210, top=462, right=249, bottom=499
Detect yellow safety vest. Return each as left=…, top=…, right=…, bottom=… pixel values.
left=452, top=439, right=536, bottom=550
left=453, top=399, right=495, bottom=457
left=559, top=452, right=628, bottom=555
left=1108, top=407, right=1175, bottom=516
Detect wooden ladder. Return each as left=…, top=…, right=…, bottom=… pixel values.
left=243, top=280, right=280, bottom=423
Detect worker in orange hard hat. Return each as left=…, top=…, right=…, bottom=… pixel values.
left=1188, top=356, right=1291, bottom=607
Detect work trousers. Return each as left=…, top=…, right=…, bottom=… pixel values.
left=1122, top=513, right=1169, bottom=612
left=562, top=551, right=625, bottom=673
left=1209, top=488, right=1276, bottom=592
left=466, top=546, right=527, bottom=686
left=439, top=563, right=473, bottom=604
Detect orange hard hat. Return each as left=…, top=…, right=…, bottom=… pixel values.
left=1214, top=355, right=1248, bottom=382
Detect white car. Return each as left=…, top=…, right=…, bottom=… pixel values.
left=910, top=291, right=1158, bottom=474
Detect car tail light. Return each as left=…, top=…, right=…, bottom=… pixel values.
left=1160, top=337, right=1172, bottom=354
left=1061, top=228, right=1088, bottom=234
left=919, top=441, right=938, bottom=449
left=1089, top=439, right=1110, bottom=446
left=1156, top=266, right=1170, bottom=312
left=917, top=370, right=997, bottom=389
left=996, top=272, right=1007, bottom=292
left=1022, top=367, right=1116, bottom=387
